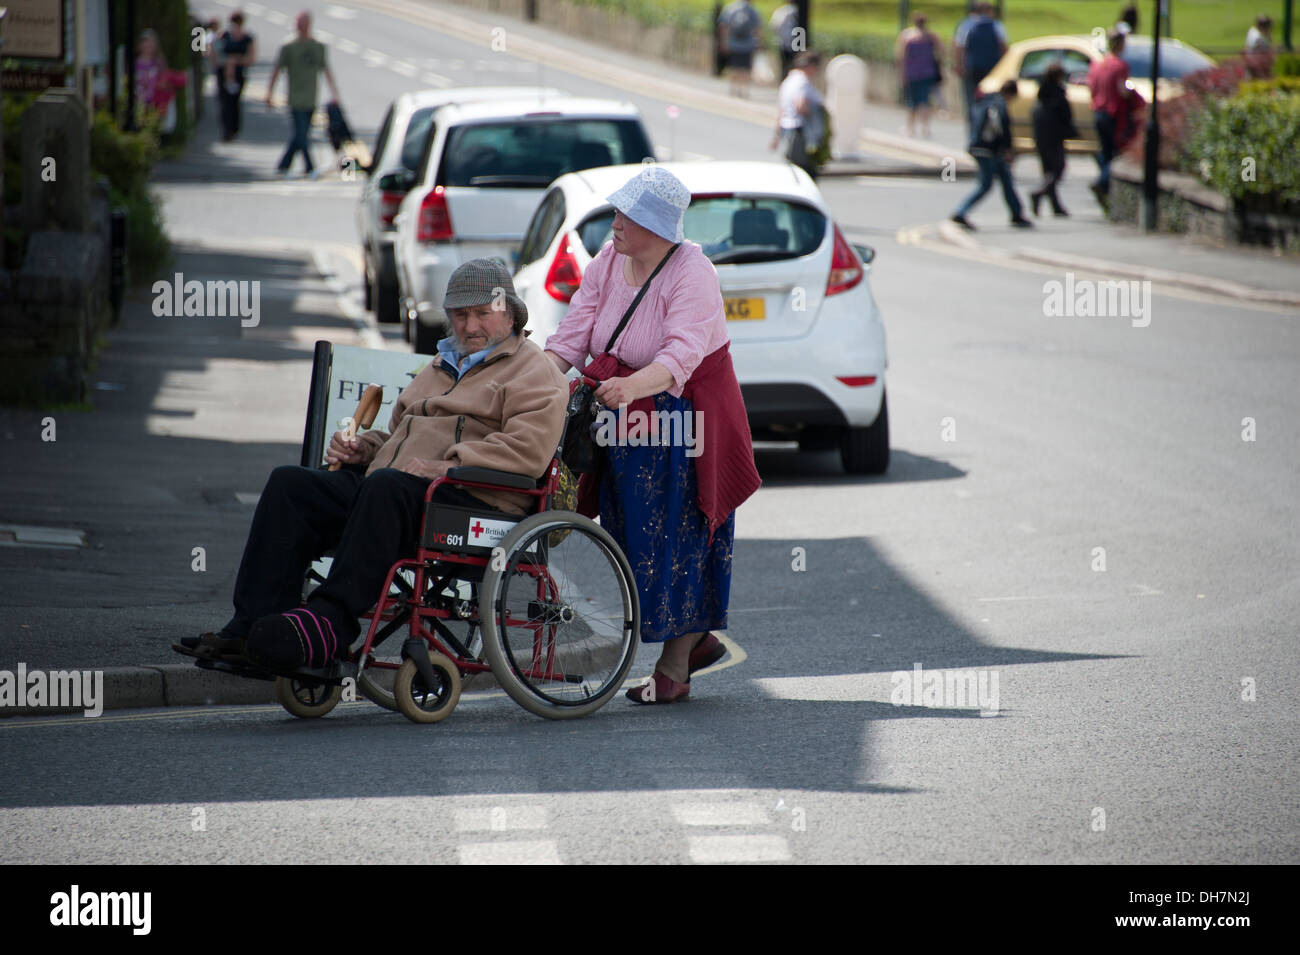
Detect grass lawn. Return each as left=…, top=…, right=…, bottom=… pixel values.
left=614, top=0, right=1289, bottom=58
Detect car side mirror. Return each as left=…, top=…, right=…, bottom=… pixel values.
left=853, top=243, right=875, bottom=265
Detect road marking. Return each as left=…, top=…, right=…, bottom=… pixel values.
left=688, top=834, right=790, bottom=863
left=264, top=10, right=288, bottom=26
left=390, top=60, right=418, bottom=78
left=336, top=38, right=360, bottom=55
left=897, top=221, right=1295, bottom=312
left=326, top=4, right=359, bottom=18
left=316, top=29, right=335, bottom=43
left=423, top=72, right=452, bottom=87
left=672, top=802, right=769, bottom=826
left=234, top=492, right=261, bottom=505
left=362, top=48, right=389, bottom=67
left=459, top=841, right=561, bottom=864
left=455, top=806, right=548, bottom=831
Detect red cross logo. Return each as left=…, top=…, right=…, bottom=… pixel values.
left=470, top=521, right=484, bottom=537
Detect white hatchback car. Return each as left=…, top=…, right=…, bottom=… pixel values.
left=513, top=161, right=889, bottom=474
left=391, top=97, right=654, bottom=354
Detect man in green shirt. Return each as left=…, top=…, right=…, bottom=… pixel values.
left=266, top=11, right=340, bottom=178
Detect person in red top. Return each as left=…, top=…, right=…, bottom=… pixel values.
left=1087, top=30, right=1132, bottom=209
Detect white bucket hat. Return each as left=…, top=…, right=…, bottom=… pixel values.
left=606, top=165, right=690, bottom=243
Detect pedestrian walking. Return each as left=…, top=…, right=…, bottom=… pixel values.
left=217, top=11, right=255, bottom=142
left=265, top=10, right=340, bottom=179
left=954, top=1, right=1007, bottom=131
left=543, top=166, right=760, bottom=704
left=1029, top=62, right=1077, bottom=217
left=1086, top=30, right=1133, bottom=210
left=951, top=79, right=1032, bottom=230
left=770, top=51, right=825, bottom=179
left=770, top=1, right=800, bottom=78
left=896, top=12, right=943, bottom=138
left=717, top=0, right=762, bottom=97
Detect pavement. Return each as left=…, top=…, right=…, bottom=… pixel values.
left=2, top=0, right=1297, bottom=717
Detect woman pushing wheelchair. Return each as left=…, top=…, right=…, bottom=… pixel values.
left=545, top=166, right=761, bottom=704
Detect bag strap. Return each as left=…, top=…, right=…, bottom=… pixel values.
left=604, top=243, right=680, bottom=353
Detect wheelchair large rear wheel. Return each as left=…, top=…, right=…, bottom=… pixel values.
left=479, top=510, right=638, bottom=720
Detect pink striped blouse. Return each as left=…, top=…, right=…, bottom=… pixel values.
left=544, top=240, right=730, bottom=395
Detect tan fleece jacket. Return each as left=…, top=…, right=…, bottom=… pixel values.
left=357, top=334, right=567, bottom=514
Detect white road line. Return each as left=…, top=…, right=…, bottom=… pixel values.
left=244, top=2, right=266, bottom=15
left=336, top=38, right=360, bottom=55
left=672, top=803, right=769, bottom=827
left=459, top=841, right=561, bottom=865
left=423, top=72, right=452, bottom=87
left=316, top=29, right=335, bottom=43
left=390, top=60, right=418, bottom=78
left=325, top=4, right=359, bottom=19
left=454, top=806, right=548, bottom=832
left=264, top=10, right=288, bottom=26
left=362, top=48, right=389, bottom=67
left=688, top=835, right=790, bottom=863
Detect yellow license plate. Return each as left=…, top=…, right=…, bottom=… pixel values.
left=724, top=297, right=765, bottom=321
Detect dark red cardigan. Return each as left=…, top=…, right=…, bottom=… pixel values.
left=576, top=343, right=761, bottom=541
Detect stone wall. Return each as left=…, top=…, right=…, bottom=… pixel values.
left=1110, top=157, right=1300, bottom=252
left=0, top=90, right=113, bottom=407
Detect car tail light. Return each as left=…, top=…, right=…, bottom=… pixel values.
left=544, top=235, right=582, bottom=303
left=417, top=186, right=453, bottom=242
left=836, top=376, right=877, bottom=387
left=826, top=224, right=863, bottom=296
left=378, top=190, right=404, bottom=229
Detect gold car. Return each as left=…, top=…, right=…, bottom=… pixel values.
left=977, top=34, right=1215, bottom=152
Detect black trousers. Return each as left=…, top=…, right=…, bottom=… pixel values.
left=217, top=74, right=244, bottom=138
left=1032, top=141, right=1067, bottom=212
left=225, top=466, right=495, bottom=644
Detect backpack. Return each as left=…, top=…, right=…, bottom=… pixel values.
left=728, top=5, right=758, bottom=47
left=965, top=19, right=1001, bottom=76
left=975, top=98, right=1004, bottom=146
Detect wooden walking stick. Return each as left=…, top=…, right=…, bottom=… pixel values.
left=329, top=383, right=384, bottom=471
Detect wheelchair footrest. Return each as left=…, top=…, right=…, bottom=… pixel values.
left=194, top=657, right=357, bottom=686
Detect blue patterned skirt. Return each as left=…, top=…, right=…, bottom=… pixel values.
left=598, top=392, right=735, bottom=643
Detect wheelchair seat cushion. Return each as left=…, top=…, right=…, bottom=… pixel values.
left=445, top=466, right=536, bottom=490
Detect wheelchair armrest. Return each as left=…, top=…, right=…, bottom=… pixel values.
left=445, top=466, right=537, bottom=490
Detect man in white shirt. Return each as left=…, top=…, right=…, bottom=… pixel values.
left=770, top=51, right=824, bottom=177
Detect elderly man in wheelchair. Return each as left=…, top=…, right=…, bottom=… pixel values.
left=175, top=259, right=644, bottom=722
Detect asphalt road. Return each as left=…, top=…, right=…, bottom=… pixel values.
left=1, top=0, right=1296, bottom=865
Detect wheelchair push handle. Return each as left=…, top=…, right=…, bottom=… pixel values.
left=329, top=383, right=384, bottom=471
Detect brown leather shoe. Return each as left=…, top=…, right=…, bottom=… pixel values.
left=626, top=670, right=690, bottom=704
left=688, top=632, right=726, bottom=674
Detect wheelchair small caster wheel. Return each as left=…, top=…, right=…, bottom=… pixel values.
left=275, top=677, right=343, bottom=719
left=394, top=651, right=461, bottom=724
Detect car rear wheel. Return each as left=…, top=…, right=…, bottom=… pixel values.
left=840, top=391, right=889, bottom=474
left=413, top=316, right=446, bottom=355
left=362, top=253, right=373, bottom=311
left=373, top=273, right=401, bottom=325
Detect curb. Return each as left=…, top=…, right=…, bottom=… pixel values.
left=934, top=221, right=1300, bottom=307
left=0, top=664, right=277, bottom=718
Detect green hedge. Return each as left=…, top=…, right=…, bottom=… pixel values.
left=1184, top=86, right=1300, bottom=206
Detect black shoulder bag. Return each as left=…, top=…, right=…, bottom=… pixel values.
left=561, top=243, right=680, bottom=474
